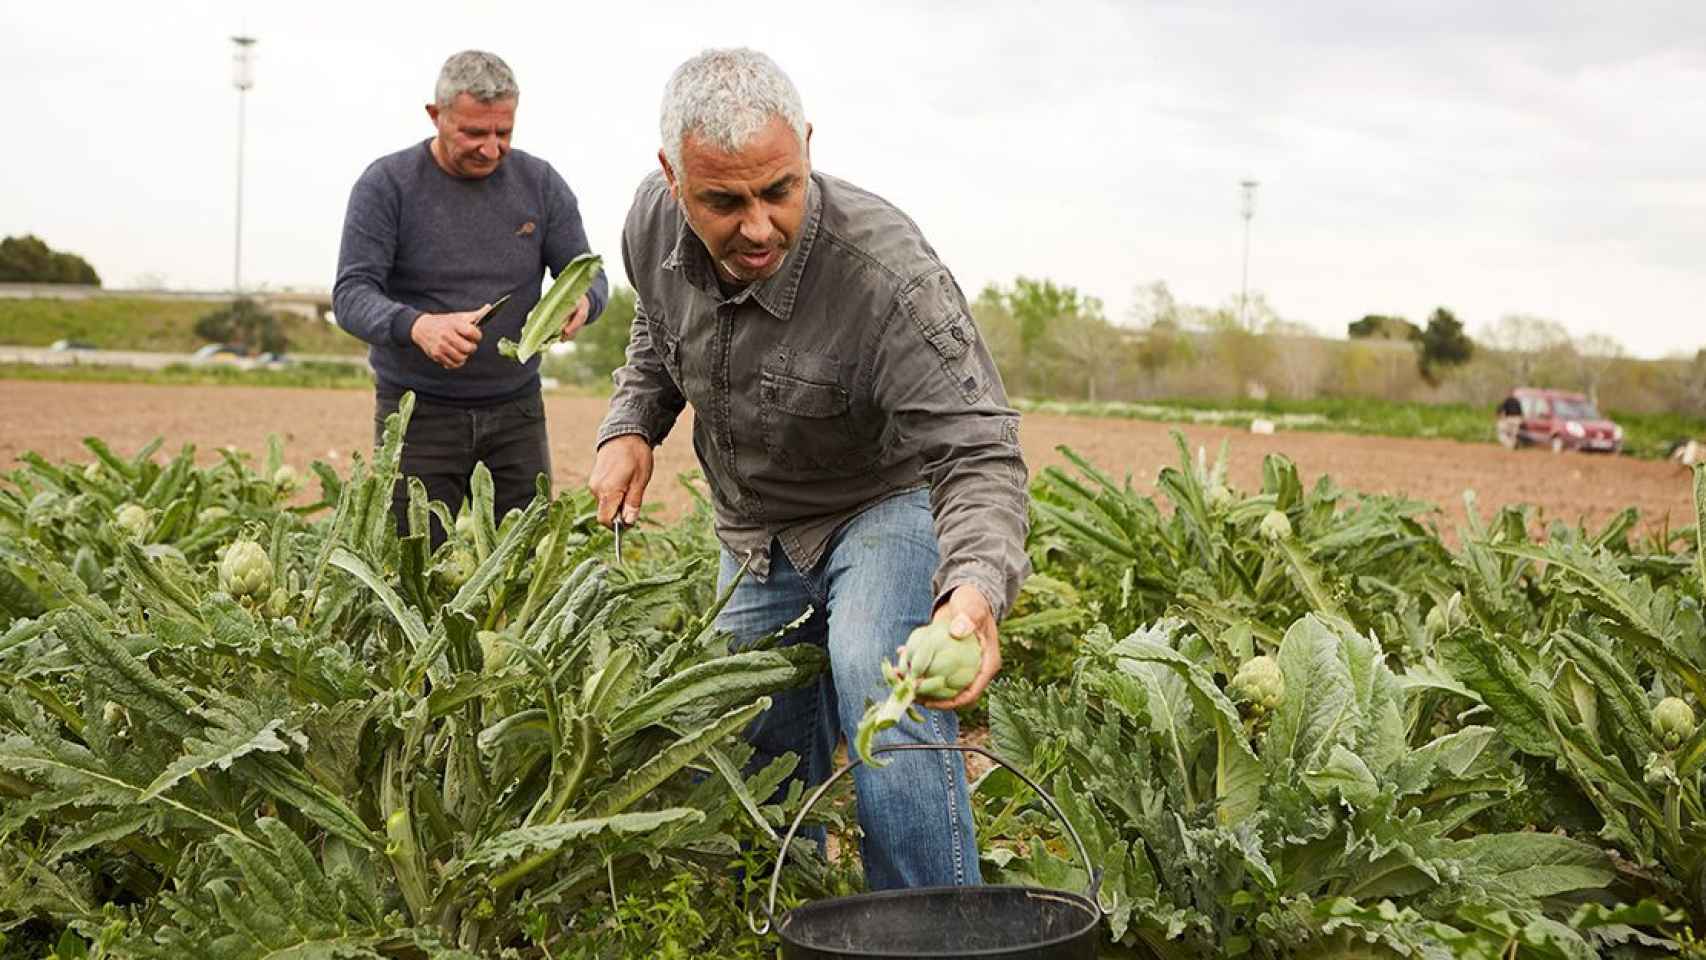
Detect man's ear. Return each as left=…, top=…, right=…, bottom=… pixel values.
left=426, top=103, right=441, bottom=125
left=658, top=149, right=680, bottom=199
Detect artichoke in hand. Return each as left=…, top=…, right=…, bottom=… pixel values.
left=854, top=619, right=983, bottom=767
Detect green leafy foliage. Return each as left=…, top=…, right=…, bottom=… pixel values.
left=0, top=396, right=830, bottom=955
left=8, top=421, right=1706, bottom=957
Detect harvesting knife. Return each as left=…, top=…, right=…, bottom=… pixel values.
left=474, top=293, right=513, bottom=327
left=612, top=517, right=625, bottom=566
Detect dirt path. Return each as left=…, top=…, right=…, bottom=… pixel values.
left=2, top=380, right=1694, bottom=535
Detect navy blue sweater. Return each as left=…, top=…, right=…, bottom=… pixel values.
left=333, top=140, right=608, bottom=405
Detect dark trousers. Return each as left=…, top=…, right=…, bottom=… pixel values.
left=374, top=392, right=551, bottom=546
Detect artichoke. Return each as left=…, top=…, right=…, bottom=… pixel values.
left=1232, top=655, right=1285, bottom=712
left=115, top=503, right=150, bottom=539
left=435, top=547, right=476, bottom=593
left=272, top=465, right=299, bottom=493
left=1653, top=697, right=1695, bottom=751
left=855, top=619, right=983, bottom=767
left=1259, top=510, right=1293, bottom=542
left=82, top=462, right=102, bottom=482
left=220, top=540, right=273, bottom=598
left=1206, top=484, right=1236, bottom=511
left=197, top=505, right=230, bottom=525
left=265, top=587, right=292, bottom=619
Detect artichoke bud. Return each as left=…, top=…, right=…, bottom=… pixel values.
left=197, top=505, right=230, bottom=525
left=265, top=587, right=291, bottom=619
left=901, top=620, right=981, bottom=696
left=1232, top=655, right=1285, bottom=712
left=1259, top=510, right=1293, bottom=543
left=1206, top=484, right=1235, bottom=511
left=1645, top=751, right=1679, bottom=787
left=1652, top=697, right=1695, bottom=751
left=272, top=465, right=299, bottom=493
left=82, top=462, right=102, bottom=482
left=435, top=547, right=475, bottom=592
left=478, top=630, right=504, bottom=669
left=115, top=503, right=150, bottom=539
left=220, top=540, right=273, bottom=598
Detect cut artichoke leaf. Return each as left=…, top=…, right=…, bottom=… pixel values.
left=497, top=253, right=605, bottom=363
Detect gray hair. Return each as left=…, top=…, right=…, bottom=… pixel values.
left=660, top=48, right=806, bottom=176
left=435, top=50, right=519, bottom=107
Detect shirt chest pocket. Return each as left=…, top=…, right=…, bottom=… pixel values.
left=757, top=352, right=875, bottom=474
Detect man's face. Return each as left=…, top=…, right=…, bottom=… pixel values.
left=426, top=94, right=516, bottom=179
left=662, top=115, right=811, bottom=285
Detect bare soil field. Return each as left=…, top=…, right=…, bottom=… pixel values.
left=2, top=380, right=1695, bottom=536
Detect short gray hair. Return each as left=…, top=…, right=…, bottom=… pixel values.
left=435, top=50, right=519, bottom=107
left=660, top=48, right=806, bottom=176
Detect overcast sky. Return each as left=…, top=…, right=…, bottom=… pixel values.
left=5, top=1, right=1702, bottom=358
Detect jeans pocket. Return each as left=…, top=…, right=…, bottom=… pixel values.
left=514, top=392, right=546, bottom=423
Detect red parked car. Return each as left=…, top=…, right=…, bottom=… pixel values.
left=1495, top=387, right=1623, bottom=454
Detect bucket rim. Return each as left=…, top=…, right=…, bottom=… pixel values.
left=777, top=883, right=1101, bottom=958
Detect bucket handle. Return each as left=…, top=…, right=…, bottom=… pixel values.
left=751, top=742, right=1103, bottom=936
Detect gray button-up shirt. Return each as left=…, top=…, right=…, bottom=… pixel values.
left=597, top=170, right=1030, bottom=618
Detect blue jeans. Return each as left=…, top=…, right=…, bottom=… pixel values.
left=717, top=489, right=980, bottom=891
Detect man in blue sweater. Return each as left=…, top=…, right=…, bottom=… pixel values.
left=334, top=50, right=607, bottom=538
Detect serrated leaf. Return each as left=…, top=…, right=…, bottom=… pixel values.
left=141, top=713, right=296, bottom=801
left=462, top=806, right=700, bottom=870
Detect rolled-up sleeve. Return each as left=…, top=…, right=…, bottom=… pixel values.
left=332, top=167, right=418, bottom=347
left=595, top=228, right=686, bottom=448
left=871, top=268, right=1030, bottom=620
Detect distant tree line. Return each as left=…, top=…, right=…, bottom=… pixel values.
left=0, top=235, right=100, bottom=285
left=1347, top=308, right=1474, bottom=384
left=523, top=276, right=1706, bottom=424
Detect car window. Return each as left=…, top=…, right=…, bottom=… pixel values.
left=1531, top=398, right=1550, bottom=418
left=1554, top=398, right=1597, bottom=419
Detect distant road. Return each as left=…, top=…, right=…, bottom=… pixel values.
left=0, top=345, right=365, bottom=370
left=0, top=282, right=330, bottom=321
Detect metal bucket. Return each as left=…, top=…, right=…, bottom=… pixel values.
left=756, top=743, right=1102, bottom=959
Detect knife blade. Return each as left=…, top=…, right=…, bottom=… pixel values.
left=474, top=293, right=513, bottom=327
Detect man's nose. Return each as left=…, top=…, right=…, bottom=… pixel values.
left=480, top=138, right=501, bottom=159
left=738, top=206, right=772, bottom=245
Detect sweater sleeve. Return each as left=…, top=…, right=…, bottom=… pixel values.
left=332, top=166, right=419, bottom=347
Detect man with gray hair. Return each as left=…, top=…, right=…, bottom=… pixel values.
left=335, top=50, right=607, bottom=538
left=588, top=48, right=1029, bottom=890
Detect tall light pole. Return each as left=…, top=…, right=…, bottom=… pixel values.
left=1238, top=179, right=1259, bottom=329
left=231, top=35, right=257, bottom=295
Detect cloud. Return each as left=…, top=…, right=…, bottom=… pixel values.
left=2, top=0, right=1701, bottom=357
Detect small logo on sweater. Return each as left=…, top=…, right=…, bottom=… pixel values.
left=516, top=221, right=537, bottom=237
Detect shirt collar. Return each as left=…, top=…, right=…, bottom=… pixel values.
left=662, top=174, right=823, bottom=321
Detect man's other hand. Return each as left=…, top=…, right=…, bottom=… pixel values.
left=411, top=309, right=486, bottom=369
left=918, top=584, right=1001, bottom=711
left=559, top=294, right=592, bottom=343
left=589, top=434, right=654, bottom=527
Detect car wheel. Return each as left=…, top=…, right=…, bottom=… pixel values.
left=1551, top=435, right=1565, bottom=454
